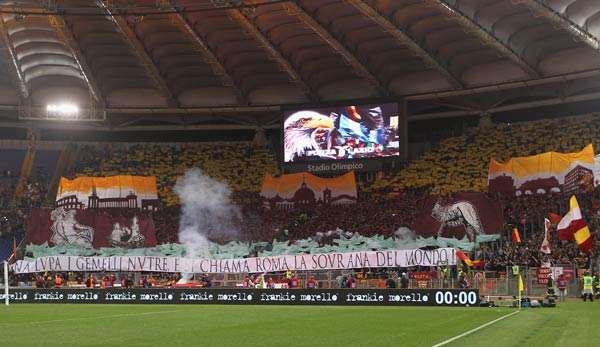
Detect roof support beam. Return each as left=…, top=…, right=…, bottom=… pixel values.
left=168, top=12, right=248, bottom=105
left=405, top=68, right=600, bottom=101
left=0, top=18, right=28, bottom=101
left=410, top=90, right=600, bottom=120
left=95, top=0, right=177, bottom=106
left=228, top=8, right=317, bottom=101
left=0, top=120, right=277, bottom=131
left=48, top=15, right=105, bottom=105
left=431, top=0, right=540, bottom=78
left=347, top=0, right=464, bottom=89
left=520, top=0, right=600, bottom=50
left=284, top=2, right=386, bottom=95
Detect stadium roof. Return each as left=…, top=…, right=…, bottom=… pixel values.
left=1, top=0, right=600, bottom=131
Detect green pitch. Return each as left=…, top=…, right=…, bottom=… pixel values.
left=0, top=301, right=598, bottom=346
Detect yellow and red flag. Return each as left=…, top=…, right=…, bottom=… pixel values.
left=557, top=196, right=592, bottom=252
left=456, top=251, right=485, bottom=268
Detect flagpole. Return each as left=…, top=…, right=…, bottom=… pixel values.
left=518, top=274, right=522, bottom=311
left=4, top=261, right=9, bottom=306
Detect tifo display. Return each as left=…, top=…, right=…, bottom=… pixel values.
left=2, top=114, right=600, bottom=312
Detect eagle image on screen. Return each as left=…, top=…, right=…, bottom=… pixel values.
left=283, top=103, right=399, bottom=162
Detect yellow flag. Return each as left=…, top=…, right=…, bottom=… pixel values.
left=518, top=274, right=524, bottom=293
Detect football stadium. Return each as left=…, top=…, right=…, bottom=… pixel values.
left=1, top=0, right=600, bottom=346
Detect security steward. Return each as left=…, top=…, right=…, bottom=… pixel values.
left=583, top=272, right=594, bottom=302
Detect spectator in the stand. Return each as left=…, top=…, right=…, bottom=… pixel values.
left=138, top=276, right=147, bottom=288
left=120, top=276, right=129, bottom=288
left=339, top=276, right=347, bottom=288
left=45, top=274, right=54, bottom=288
left=306, top=276, right=318, bottom=289
left=346, top=274, right=357, bottom=289
left=400, top=273, right=409, bottom=289
left=35, top=274, right=44, bottom=288
left=385, top=275, right=396, bottom=288
left=201, top=274, right=212, bottom=288
left=54, top=274, right=63, bottom=287
left=243, top=276, right=253, bottom=288
left=290, top=273, right=299, bottom=288
left=86, top=274, right=95, bottom=288
left=458, top=273, right=468, bottom=289
left=257, top=274, right=267, bottom=289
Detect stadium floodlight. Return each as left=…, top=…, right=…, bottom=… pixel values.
left=46, top=103, right=79, bottom=119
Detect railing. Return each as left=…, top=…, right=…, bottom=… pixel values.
left=7, top=267, right=589, bottom=297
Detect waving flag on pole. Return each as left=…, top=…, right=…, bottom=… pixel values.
left=540, top=218, right=551, bottom=254
left=511, top=227, right=521, bottom=243
left=557, top=196, right=593, bottom=252
left=456, top=251, right=484, bottom=268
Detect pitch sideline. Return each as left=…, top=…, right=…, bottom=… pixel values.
left=431, top=310, right=520, bottom=347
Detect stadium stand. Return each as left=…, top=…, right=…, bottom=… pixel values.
left=4, top=1, right=600, bottom=343
left=26, top=114, right=590, bottom=270
left=0, top=114, right=599, bottom=274
left=371, top=115, right=600, bottom=195
left=72, top=142, right=278, bottom=206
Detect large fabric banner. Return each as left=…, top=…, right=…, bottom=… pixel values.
left=25, top=208, right=157, bottom=249
left=412, top=193, right=503, bottom=241
left=56, top=175, right=158, bottom=208
left=11, top=247, right=456, bottom=274
left=488, top=144, right=595, bottom=196
left=261, top=171, right=357, bottom=208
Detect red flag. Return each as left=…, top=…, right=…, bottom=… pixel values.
left=473, top=260, right=485, bottom=269
left=548, top=213, right=562, bottom=224
left=511, top=228, right=521, bottom=243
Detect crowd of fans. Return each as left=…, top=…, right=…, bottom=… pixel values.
left=0, top=163, right=52, bottom=264
left=371, top=114, right=600, bottom=195
left=71, top=142, right=278, bottom=205
left=3, top=114, right=600, bottom=273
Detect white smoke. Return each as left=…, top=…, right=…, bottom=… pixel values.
left=175, top=168, right=240, bottom=258
left=393, top=227, right=418, bottom=249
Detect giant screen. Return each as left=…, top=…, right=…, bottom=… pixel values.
left=283, top=103, right=400, bottom=163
